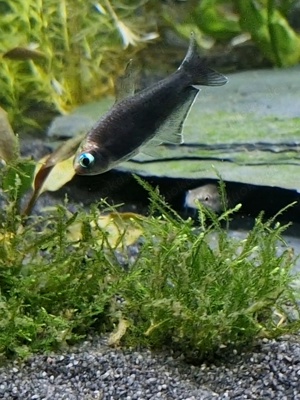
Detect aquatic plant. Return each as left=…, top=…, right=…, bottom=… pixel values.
left=0, top=163, right=299, bottom=361
left=179, top=0, right=300, bottom=67
left=0, top=0, right=158, bottom=131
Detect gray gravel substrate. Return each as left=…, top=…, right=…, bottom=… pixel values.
left=0, top=334, right=300, bottom=400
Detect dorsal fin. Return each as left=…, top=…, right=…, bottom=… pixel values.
left=114, top=59, right=137, bottom=103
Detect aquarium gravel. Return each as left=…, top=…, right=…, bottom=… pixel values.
left=0, top=333, right=300, bottom=400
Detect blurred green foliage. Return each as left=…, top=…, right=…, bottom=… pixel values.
left=237, top=0, right=300, bottom=66
left=0, top=0, right=158, bottom=131
left=188, top=0, right=300, bottom=66
left=193, top=0, right=241, bottom=40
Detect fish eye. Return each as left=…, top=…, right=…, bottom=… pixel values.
left=78, top=153, right=95, bottom=168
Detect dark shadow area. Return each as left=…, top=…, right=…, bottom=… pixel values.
left=52, top=169, right=300, bottom=229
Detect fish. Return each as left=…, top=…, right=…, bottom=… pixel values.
left=73, top=34, right=228, bottom=176
left=185, top=184, right=223, bottom=213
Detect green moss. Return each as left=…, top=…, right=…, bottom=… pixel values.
left=0, top=169, right=299, bottom=362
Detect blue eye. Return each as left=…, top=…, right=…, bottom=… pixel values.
left=78, top=153, right=95, bottom=168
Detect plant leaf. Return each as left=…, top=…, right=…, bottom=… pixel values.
left=67, top=211, right=144, bottom=248
left=0, top=106, right=19, bottom=163
left=237, top=0, right=300, bottom=66
left=23, top=134, right=84, bottom=215
left=95, top=212, right=143, bottom=247
left=3, top=47, right=47, bottom=61
left=194, top=0, right=241, bottom=40
left=108, top=318, right=130, bottom=346
left=34, top=155, right=76, bottom=193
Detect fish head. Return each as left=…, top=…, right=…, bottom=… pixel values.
left=185, top=184, right=222, bottom=213
left=73, top=141, right=111, bottom=175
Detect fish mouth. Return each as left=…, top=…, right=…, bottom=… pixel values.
left=74, top=168, right=98, bottom=176
left=73, top=161, right=106, bottom=176
left=73, top=157, right=91, bottom=176
left=73, top=163, right=96, bottom=176
left=73, top=166, right=88, bottom=175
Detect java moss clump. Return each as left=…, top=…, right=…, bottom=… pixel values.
left=0, top=172, right=299, bottom=362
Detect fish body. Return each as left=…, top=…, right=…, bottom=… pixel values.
left=74, top=34, right=228, bottom=175
left=185, top=184, right=223, bottom=213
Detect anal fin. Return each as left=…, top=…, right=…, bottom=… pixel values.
left=141, top=143, right=162, bottom=158
left=140, top=86, right=199, bottom=159
left=154, top=86, right=199, bottom=145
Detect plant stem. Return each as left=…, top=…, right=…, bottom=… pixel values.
left=103, top=0, right=120, bottom=25
left=59, top=0, right=70, bottom=52
left=267, top=0, right=282, bottom=67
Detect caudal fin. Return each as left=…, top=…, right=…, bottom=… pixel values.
left=179, top=33, right=228, bottom=87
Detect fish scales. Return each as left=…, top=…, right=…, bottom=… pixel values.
left=89, top=76, right=194, bottom=155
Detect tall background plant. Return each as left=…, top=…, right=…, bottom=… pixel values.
left=0, top=0, right=158, bottom=131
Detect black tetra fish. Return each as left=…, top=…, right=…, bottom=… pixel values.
left=74, top=34, right=228, bottom=175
